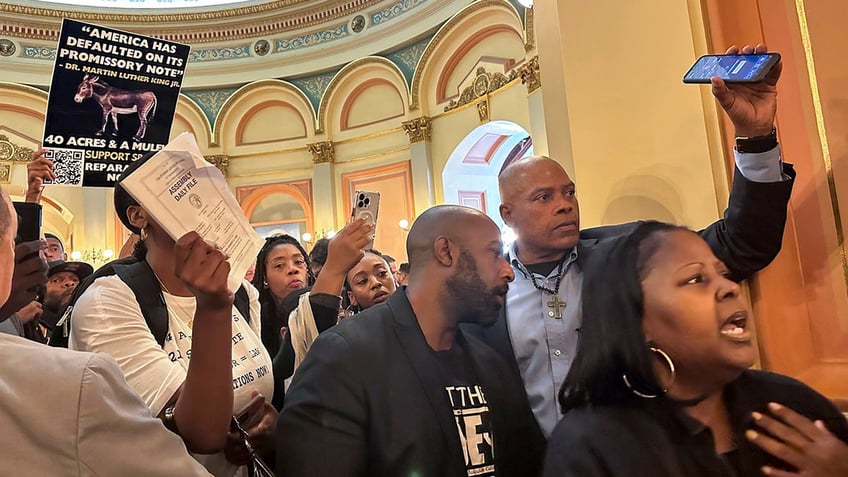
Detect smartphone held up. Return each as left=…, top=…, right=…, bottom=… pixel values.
left=683, top=53, right=780, bottom=84
left=13, top=202, right=42, bottom=245
left=352, top=190, right=380, bottom=250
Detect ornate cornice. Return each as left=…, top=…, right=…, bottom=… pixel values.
left=401, top=116, right=432, bottom=144
left=410, top=0, right=521, bottom=110
left=0, top=134, right=35, bottom=162
left=517, top=55, right=541, bottom=93
left=308, top=141, right=335, bottom=165
left=204, top=154, right=229, bottom=177
left=444, top=67, right=515, bottom=112
left=0, top=0, right=379, bottom=44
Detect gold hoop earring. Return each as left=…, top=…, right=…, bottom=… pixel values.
left=622, top=346, right=676, bottom=399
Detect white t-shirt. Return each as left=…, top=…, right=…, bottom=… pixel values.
left=69, top=275, right=273, bottom=477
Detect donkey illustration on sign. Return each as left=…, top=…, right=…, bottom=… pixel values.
left=73, top=74, right=157, bottom=141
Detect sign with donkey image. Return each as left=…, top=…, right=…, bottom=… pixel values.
left=43, top=19, right=190, bottom=187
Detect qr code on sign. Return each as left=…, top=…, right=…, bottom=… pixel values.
left=43, top=148, right=84, bottom=186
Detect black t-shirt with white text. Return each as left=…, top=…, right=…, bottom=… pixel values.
left=434, top=345, right=497, bottom=477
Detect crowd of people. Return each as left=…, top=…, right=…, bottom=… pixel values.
left=1, top=43, right=847, bottom=476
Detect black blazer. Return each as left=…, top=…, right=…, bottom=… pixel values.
left=463, top=165, right=796, bottom=436
left=543, top=370, right=848, bottom=476
left=276, top=290, right=545, bottom=477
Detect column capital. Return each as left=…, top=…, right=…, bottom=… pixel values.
left=308, top=141, right=335, bottom=165
left=517, top=56, right=541, bottom=94
left=204, top=154, right=230, bottom=177
left=402, top=116, right=432, bottom=144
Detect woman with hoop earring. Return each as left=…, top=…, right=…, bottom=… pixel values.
left=544, top=221, right=848, bottom=477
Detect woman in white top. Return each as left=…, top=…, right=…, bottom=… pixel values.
left=70, top=156, right=275, bottom=477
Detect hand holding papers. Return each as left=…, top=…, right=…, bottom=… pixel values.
left=119, top=132, right=263, bottom=292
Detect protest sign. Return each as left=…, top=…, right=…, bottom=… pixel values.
left=43, top=18, right=190, bottom=187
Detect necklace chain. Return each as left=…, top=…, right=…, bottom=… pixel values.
left=528, top=260, right=565, bottom=295
left=152, top=272, right=196, bottom=328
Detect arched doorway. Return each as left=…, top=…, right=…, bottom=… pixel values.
left=442, top=120, right=532, bottom=234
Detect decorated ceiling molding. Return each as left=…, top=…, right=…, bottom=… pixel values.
left=0, top=0, right=471, bottom=87
left=0, top=0, right=532, bottom=146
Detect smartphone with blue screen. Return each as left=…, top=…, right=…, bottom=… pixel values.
left=683, top=53, right=780, bottom=84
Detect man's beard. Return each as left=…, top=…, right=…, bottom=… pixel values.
left=445, top=249, right=508, bottom=326
left=43, top=289, right=72, bottom=313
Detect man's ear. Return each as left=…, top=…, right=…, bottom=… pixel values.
left=500, top=203, right=514, bottom=228
left=433, top=236, right=454, bottom=267
left=126, top=205, right=147, bottom=231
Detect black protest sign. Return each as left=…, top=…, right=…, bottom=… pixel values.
left=43, top=19, right=190, bottom=187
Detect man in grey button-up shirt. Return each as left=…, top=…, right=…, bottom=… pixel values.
left=464, top=44, right=796, bottom=437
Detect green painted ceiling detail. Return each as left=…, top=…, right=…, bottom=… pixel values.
left=384, top=36, right=432, bottom=85
left=182, top=86, right=240, bottom=127
left=289, top=70, right=339, bottom=114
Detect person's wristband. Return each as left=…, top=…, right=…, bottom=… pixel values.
left=735, top=127, right=778, bottom=154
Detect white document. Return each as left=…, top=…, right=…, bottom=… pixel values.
left=119, top=132, right=263, bottom=292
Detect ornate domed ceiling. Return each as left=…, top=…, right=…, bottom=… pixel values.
left=32, top=0, right=259, bottom=9
left=0, top=0, right=473, bottom=87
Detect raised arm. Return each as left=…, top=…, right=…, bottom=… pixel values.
left=701, top=43, right=793, bottom=281
left=165, top=231, right=235, bottom=453
left=25, top=149, right=55, bottom=204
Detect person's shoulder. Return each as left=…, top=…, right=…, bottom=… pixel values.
left=550, top=406, right=646, bottom=445
left=71, top=274, right=139, bottom=320
left=75, top=274, right=134, bottom=302
left=738, top=369, right=835, bottom=404
left=740, top=369, right=822, bottom=394
left=0, top=333, right=100, bottom=378
left=331, top=305, right=392, bottom=341
left=580, top=222, right=640, bottom=242
left=240, top=279, right=260, bottom=300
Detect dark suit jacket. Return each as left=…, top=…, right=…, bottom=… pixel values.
left=543, top=370, right=848, bottom=477
left=276, top=290, right=545, bottom=477
left=463, top=165, right=796, bottom=437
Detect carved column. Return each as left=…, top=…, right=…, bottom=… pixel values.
left=402, top=117, right=436, bottom=212
left=307, top=141, right=335, bottom=165
left=204, top=154, right=230, bottom=177
left=308, top=141, right=336, bottom=235
left=517, top=56, right=542, bottom=94
left=517, top=55, right=550, bottom=156
left=401, top=116, right=432, bottom=144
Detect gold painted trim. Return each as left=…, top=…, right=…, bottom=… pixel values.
left=0, top=81, right=48, bottom=100
left=0, top=0, right=368, bottom=25
left=0, top=134, right=35, bottom=162
left=430, top=75, right=522, bottom=120
left=0, top=0, right=379, bottom=44
left=228, top=166, right=313, bottom=179
left=334, top=126, right=404, bottom=145
left=0, top=162, right=12, bottom=183
left=317, top=56, right=410, bottom=134
left=795, top=0, right=848, bottom=293
left=524, top=5, right=535, bottom=52
left=227, top=146, right=307, bottom=159
left=409, top=0, right=522, bottom=110
left=334, top=146, right=410, bottom=164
